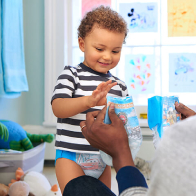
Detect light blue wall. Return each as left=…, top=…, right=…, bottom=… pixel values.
left=0, top=0, right=45, bottom=126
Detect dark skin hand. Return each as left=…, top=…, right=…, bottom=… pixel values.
left=175, top=102, right=196, bottom=120
left=80, top=103, right=134, bottom=173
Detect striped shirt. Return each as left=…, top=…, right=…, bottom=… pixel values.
left=51, top=63, right=129, bottom=153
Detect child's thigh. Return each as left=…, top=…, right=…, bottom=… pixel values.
left=55, top=158, right=85, bottom=193
left=99, top=165, right=111, bottom=189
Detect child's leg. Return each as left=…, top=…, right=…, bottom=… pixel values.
left=98, top=165, right=111, bottom=189
left=56, top=158, right=85, bottom=193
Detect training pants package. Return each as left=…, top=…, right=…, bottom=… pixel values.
left=148, top=96, right=181, bottom=148
left=100, top=96, right=143, bottom=166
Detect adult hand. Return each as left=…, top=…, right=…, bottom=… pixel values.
left=80, top=103, right=134, bottom=172
left=175, top=102, right=196, bottom=120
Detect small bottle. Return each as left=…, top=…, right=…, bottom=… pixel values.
left=100, top=96, right=143, bottom=166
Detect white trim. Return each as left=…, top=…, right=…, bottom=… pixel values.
left=44, top=0, right=68, bottom=126
left=23, top=125, right=56, bottom=134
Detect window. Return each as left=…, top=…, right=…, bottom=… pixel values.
left=44, top=0, right=196, bottom=126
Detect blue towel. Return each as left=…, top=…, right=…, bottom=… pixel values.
left=0, top=0, right=28, bottom=98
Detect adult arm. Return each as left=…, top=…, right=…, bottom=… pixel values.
left=81, top=103, right=148, bottom=195
left=175, top=102, right=196, bottom=120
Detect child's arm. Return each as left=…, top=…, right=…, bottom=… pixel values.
left=52, top=80, right=117, bottom=118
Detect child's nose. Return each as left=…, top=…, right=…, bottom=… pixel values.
left=103, top=52, right=112, bottom=61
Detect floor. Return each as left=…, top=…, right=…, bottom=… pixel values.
left=43, top=161, right=119, bottom=195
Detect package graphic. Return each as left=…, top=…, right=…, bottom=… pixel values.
left=100, top=96, right=143, bottom=166
left=76, top=153, right=106, bottom=179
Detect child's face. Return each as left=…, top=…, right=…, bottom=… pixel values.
left=78, top=25, right=125, bottom=74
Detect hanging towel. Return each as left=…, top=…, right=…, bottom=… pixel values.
left=0, top=0, right=28, bottom=98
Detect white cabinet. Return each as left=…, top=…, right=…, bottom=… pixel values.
left=137, top=127, right=155, bottom=161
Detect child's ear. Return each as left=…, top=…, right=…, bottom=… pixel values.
left=78, top=37, right=85, bottom=52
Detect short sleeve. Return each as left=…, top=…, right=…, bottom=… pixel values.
left=122, top=83, right=129, bottom=97
left=51, top=66, right=77, bottom=104
left=124, top=86, right=129, bottom=97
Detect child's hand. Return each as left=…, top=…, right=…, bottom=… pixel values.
left=88, top=80, right=117, bottom=107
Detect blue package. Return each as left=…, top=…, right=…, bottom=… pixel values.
left=100, top=96, right=143, bottom=166
left=148, top=96, right=180, bottom=148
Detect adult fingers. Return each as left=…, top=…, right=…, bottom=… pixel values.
left=175, top=102, right=196, bottom=118
left=80, top=120, right=86, bottom=129
left=85, top=110, right=100, bottom=127
left=108, top=103, right=122, bottom=124
left=80, top=120, right=88, bottom=138
left=95, top=105, right=107, bottom=122
left=80, top=111, right=99, bottom=133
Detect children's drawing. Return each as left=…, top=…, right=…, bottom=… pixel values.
left=82, top=0, right=111, bottom=17
left=125, top=54, right=155, bottom=94
left=169, top=53, right=196, bottom=92
left=168, top=0, right=196, bottom=37
left=119, top=2, right=158, bottom=33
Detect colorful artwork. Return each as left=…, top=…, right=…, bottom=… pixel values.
left=82, top=0, right=111, bottom=17
left=125, top=54, right=155, bottom=94
left=169, top=53, right=196, bottom=92
left=168, top=0, right=196, bottom=37
left=119, top=3, right=158, bottom=33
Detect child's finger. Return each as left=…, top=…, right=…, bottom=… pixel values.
left=105, top=81, right=117, bottom=92
left=96, top=82, right=105, bottom=91
left=100, top=80, right=114, bottom=91
left=99, top=81, right=109, bottom=91
left=105, top=80, right=112, bottom=85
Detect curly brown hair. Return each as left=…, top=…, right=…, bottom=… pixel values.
left=77, top=6, right=128, bottom=42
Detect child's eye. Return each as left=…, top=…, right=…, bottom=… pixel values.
left=112, top=51, right=120, bottom=53
left=96, top=48, right=103, bottom=51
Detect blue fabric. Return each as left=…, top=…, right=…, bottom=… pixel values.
left=55, top=149, right=76, bottom=165
left=116, top=166, right=148, bottom=195
left=0, top=0, right=28, bottom=98
left=62, top=166, right=148, bottom=195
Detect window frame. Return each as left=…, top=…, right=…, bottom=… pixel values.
left=44, top=0, right=196, bottom=127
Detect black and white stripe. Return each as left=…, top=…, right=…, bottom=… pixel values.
left=51, top=63, right=129, bottom=153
